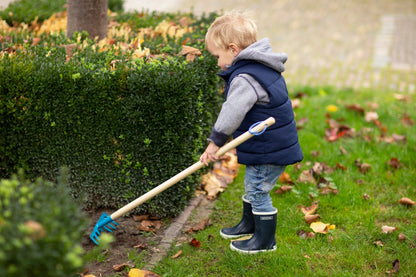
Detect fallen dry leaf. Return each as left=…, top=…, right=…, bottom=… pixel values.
left=133, top=214, right=150, bottom=221
left=387, top=157, right=401, bottom=169
left=310, top=221, right=335, bottom=234
left=113, top=262, right=134, bottom=272
left=297, top=170, right=316, bottom=184
left=345, top=103, right=365, bottom=114
left=366, top=102, right=380, bottom=110
left=394, top=93, right=411, bottom=102
left=400, top=112, right=414, bottom=126
left=189, top=238, right=201, bottom=247
left=355, top=159, right=372, bottom=174
left=201, top=172, right=225, bottom=200
left=305, top=214, right=320, bottom=224
left=335, top=162, right=347, bottom=171
left=134, top=243, right=148, bottom=249
left=292, top=98, right=301, bottom=109
left=186, top=218, right=211, bottom=233
left=339, top=146, right=348, bottom=155
left=128, top=268, right=160, bottom=277
left=136, top=225, right=153, bottom=232
left=391, top=133, right=407, bottom=143
left=363, top=193, right=370, bottom=200
left=171, top=250, right=182, bottom=259
left=297, top=230, right=315, bottom=239
left=325, top=120, right=355, bottom=142
left=386, top=259, right=400, bottom=275
left=300, top=201, right=319, bottom=215
left=141, top=219, right=162, bottom=230
left=178, top=45, right=202, bottom=61
left=311, top=150, right=320, bottom=157
left=365, top=111, right=379, bottom=122
left=398, top=233, right=406, bottom=242
left=381, top=225, right=398, bottom=234
left=278, top=172, right=293, bottom=184
left=274, top=185, right=293, bottom=194
left=398, top=197, right=415, bottom=207
left=373, top=240, right=384, bottom=247
left=200, top=151, right=239, bottom=199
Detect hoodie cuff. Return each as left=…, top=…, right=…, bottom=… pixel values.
left=208, top=128, right=229, bottom=147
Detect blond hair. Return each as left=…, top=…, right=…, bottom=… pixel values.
left=206, top=11, right=258, bottom=50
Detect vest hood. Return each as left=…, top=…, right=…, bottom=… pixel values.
left=232, top=38, right=288, bottom=73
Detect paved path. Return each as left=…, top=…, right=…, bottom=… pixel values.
left=126, top=0, right=416, bottom=94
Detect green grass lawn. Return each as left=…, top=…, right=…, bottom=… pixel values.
left=152, top=86, right=415, bottom=276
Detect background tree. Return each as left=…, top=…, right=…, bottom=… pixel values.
left=67, top=0, right=108, bottom=40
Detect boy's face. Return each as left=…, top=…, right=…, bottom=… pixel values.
left=207, top=41, right=238, bottom=71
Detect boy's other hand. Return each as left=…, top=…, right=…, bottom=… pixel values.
left=200, top=142, right=220, bottom=166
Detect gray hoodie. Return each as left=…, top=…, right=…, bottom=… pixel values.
left=210, top=38, right=288, bottom=143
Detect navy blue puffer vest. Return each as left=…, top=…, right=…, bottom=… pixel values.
left=219, top=60, right=303, bottom=165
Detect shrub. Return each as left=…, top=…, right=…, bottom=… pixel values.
left=0, top=11, right=222, bottom=217
left=0, top=168, right=88, bottom=277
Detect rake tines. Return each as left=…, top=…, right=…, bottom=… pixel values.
left=90, top=212, right=118, bottom=245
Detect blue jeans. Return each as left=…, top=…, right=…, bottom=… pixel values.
left=244, top=164, right=286, bottom=213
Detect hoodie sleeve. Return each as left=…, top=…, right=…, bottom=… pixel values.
left=208, top=74, right=266, bottom=146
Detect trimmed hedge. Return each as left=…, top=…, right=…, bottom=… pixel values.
left=0, top=12, right=222, bottom=217
left=0, top=169, right=87, bottom=277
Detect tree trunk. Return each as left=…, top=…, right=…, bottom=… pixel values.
left=67, top=0, right=108, bottom=40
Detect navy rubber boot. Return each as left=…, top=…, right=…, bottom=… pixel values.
left=230, top=209, right=277, bottom=254
left=220, top=195, right=255, bottom=239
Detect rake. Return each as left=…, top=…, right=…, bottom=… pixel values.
left=90, top=117, right=275, bottom=244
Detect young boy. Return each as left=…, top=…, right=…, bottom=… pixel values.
left=200, top=11, right=303, bottom=254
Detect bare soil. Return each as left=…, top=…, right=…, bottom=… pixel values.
left=82, top=209, right=169, bottom=276
left=81, top=197, right=215, bottom=277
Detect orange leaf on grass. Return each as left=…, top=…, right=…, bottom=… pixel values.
left=300, top=201, right=319, bottom=215
left=128, top=268, right=160, bottom=277
left=189, top=238, right=201, bottom=247
left=278, top=172, right=293, bottom=184
left=345, top=103, right=365, bottom=114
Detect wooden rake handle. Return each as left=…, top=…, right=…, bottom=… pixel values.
left=110, top=117, right=276, bottom=220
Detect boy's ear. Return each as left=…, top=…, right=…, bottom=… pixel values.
left=228, top=43, right=241, bottom=56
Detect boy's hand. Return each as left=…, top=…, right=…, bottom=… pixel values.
left=200, top=141, right=220, bottom=166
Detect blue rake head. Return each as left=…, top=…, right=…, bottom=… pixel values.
left=90, top=212, right=118, bottom=245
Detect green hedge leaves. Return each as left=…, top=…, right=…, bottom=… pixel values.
left=1, top=14, right=222, bottom=217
